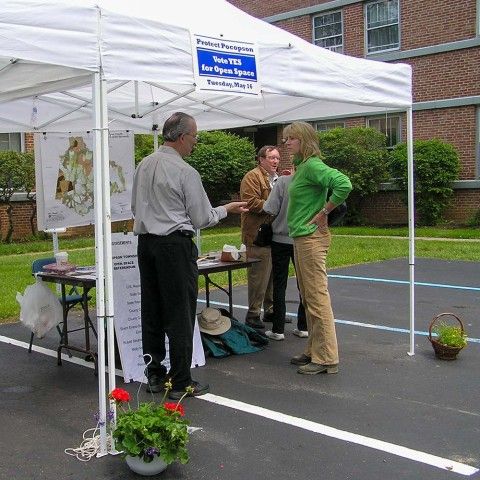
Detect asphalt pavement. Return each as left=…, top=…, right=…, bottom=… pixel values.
left=0, top=258, right=479, bottom=480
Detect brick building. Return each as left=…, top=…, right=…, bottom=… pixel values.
left=227, top=0, right=480, bottom=224
left=1, top=0, right=479, bottom=236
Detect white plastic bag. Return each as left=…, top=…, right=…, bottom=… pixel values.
left=16, top=278, right=63, bottom=338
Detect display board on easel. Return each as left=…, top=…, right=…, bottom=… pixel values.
left=111, top=232, right=205, bottom=383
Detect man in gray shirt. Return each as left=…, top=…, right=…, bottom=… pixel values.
left=131, top=112, right=247, bottom=399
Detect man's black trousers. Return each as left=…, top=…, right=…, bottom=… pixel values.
left=137, top=232, right=198, bottom=390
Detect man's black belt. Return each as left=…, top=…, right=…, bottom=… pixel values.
left=142, top=230, right=194, bottom=238
left=171, top=229, right=194, bottom=238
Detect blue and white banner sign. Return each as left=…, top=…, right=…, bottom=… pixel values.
left=192, top=34, right=260, bottom=96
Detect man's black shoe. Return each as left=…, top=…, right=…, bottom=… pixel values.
left=145, top=374, right=166, bottom=394
left=246, top=317, right=265, bottom=330
left=168, top=381, right=210, bottom=400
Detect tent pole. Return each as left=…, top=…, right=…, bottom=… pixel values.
left=99, top=71, right=118, bottom=450
left=406, top=107, right=415, bottom=356
left=134, top=81, right=139, bottom=117
left=93, top=71, right=108, bottom=456
left=45, top=227, right=66, bottom=295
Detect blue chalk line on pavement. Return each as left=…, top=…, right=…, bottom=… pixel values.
left=328, top=274, right=480, bottom=292
left=197, top=300, right=480, bottom=344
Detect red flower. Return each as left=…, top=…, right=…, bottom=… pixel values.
left=163, top=402, right=185, bottom=416
left=109, top=388, right=131, bottom=403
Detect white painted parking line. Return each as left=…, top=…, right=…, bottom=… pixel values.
left=199, top=393, right=479, bottom=476
left=0, top=335, right=123, bottom=376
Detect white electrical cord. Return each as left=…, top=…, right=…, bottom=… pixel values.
left=65, top=425, right=113, bottom=461
left=66, top=355, right=152, bottom=462
left=65, top=355, right=203, bottom=461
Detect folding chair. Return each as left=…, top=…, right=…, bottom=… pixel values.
left=28, top=257, right=94, bottom=354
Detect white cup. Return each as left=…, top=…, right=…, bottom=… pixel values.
left=55, top=251, right=69, bottom=265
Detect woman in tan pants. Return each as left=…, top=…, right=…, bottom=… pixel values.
left=283, top=122, right=352, bottom=374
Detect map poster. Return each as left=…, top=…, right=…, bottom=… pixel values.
left=34, top=131, right=135, bottom=231
left=111, top=233, right=206, bottom=383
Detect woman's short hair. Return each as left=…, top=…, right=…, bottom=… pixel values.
left=283, top=122, right=321, bottom=160
left=257, top=145, right=278, bottom=161
left=162, top=112, right=195, bottom=142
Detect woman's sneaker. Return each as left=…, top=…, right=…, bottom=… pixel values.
left=265, top=330, right=285, bottom=341
left=292, top=328, right=309, bottom=338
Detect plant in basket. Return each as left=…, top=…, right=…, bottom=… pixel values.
left=428, top=313, right=467, bottom=361
left=109, top=380, right=192, bottom=474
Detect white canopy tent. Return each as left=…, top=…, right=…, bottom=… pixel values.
left=0, top=0, right=414, bottom=455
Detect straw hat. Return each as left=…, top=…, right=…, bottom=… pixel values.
left=198, top=307, right=231, bottom=335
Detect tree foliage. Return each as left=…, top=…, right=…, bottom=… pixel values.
left=318, top=127, right=390, bottom=224
left=0, top=151, right=36, bottom=242
left=389, top=139, right=460, bottom=226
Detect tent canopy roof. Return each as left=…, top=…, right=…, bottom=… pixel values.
left=0, top=0, right=412, bottom=132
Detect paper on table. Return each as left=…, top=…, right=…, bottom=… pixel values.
left=197, top=258, right=218, bottom=267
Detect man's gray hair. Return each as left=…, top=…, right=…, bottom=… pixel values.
left=162, top=112, right=195, bottom=142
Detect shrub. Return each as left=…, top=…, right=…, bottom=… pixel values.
left=186, top=130, right=256, bottom=205
left=318, top=127, right=390, bottom=224
left=389, top=139, right=460, bottom=226
left=134, top=131, right=255, bottom=205
left=466, top=209, right=480, bottom=228
left=134, top=134, right=155, bottom=165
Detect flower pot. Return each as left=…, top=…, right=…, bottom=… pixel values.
left=428, top=313, right=465, bottom=361
left=125, top=455, right=168, bottom=476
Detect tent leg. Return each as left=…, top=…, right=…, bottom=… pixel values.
left=93, top=71, right=108, bottom=456
left=406, top=107, right=415, bottom=356
left=99, top=73, right=118, bottom=449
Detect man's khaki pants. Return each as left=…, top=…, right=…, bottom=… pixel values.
left=246, top=244, right=273, bottom=319
left=294, top=228, right=339, bottom=365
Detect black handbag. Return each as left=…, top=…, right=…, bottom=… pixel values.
left=328, top=202, right=347, bottom=226
left=253, top=222, right=273, bottom=247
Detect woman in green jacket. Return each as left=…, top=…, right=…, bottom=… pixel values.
left=283, top=121, right=352, bottom=375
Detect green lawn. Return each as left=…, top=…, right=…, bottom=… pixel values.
left=333, top=225, right=480, bottom=239
left=2, top=226, right=479, bottom=323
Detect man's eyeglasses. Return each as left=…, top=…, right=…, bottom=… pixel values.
left=184, top=133, right=199, bottom=142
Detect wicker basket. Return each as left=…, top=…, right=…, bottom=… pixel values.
left=428, top=313, right=465, bottom=361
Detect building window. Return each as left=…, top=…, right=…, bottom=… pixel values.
left=0, top=133, right=22, bottom=152
left=365, top=0, right=399, bottom=54
left=313, top=11, right=343, bottom=53
left=367, top=115, right=401, bottom=148
left=315, top=121, right=346, bottom=132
